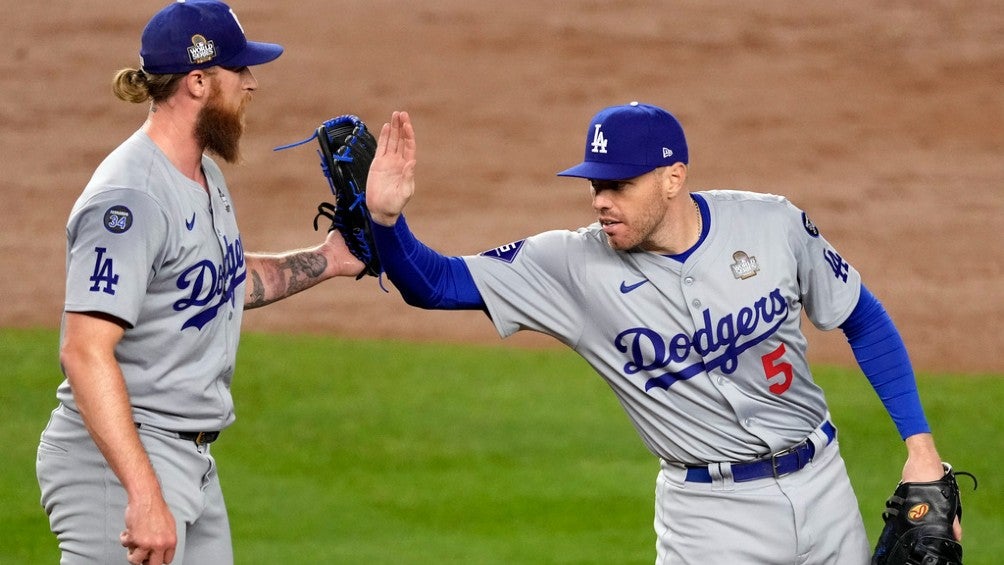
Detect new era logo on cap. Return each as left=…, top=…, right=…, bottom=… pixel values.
left=558, top=101, right=689, bottom=181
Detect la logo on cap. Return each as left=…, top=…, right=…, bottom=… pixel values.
left=590, top=124, right=609, bottom=154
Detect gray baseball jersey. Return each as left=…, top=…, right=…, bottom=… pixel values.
left=463, top=190, right=861, bottom=465
left=59, top=130, right=246, bottom=432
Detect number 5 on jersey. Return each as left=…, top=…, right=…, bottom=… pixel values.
left=762, top=343, right=793, bottom=394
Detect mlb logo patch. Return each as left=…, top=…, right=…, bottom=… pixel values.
left=481, top=240, right=525, bottom=263
left=802, top=212, right=820, bottom=238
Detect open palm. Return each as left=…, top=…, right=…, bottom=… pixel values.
left=366, top=111, right=417, bottom=227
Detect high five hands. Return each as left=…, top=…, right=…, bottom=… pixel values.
left=366, top=111, right=417, bottom=227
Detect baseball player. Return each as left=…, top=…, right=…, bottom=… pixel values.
left=363, top=107, right=958, bottom=564
left=35, top=2, right=363, bottom=564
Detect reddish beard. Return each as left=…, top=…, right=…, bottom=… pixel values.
left=194, top=85, right=249, bottom=164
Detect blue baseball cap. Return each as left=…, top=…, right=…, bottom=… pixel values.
left=140, top=0, right=283, bottom=74
left=557, top=102, right=688, bottom=181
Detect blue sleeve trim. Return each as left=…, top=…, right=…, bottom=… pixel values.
left=370, top=216, right=485, bottom=310
left=840, top=284, right=930, bottom=439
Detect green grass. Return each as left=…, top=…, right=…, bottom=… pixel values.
left=3, top=328, right=1001, bottom=564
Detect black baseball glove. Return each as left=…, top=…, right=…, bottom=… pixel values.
left=871, top=463, right=977, bottom=565
left=275, top=114, right=381, bottom=278
left=314, top=115, right=381, bottom=278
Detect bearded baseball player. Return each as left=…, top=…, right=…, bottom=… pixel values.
left=35, top=2, right=364, bottom=564
left=362, top=107, right=960, bottom=564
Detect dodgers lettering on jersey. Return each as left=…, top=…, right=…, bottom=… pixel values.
left=175, top=234, right=246, bottom=330
left=463, top=190, right=862, bottom=463
left=616, top=287, right=789, bottom=391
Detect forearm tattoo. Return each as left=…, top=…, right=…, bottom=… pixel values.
left=248, top=270, right=266, bottom=307
left=282, top=252, right=327, bottom=294
left=245, top=251, right=328, bottom=309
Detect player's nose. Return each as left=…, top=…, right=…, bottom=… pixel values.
left=591, top=191, right=612, bottom=212
left=242, top=68, right=259, bottom=91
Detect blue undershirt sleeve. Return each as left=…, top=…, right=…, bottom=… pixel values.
left=370, top=215, right=485, bottom=310
left=839, top=284, right=930, bottom=439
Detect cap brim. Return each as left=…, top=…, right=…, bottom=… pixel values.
left=556, top=161, right=657, bottom=181
left=223, top=41, right=284, bottom=68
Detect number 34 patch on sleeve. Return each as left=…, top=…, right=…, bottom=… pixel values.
left=103, top=205, right=133, bottom=234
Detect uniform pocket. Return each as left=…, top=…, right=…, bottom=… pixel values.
left=37, top=439, right=70, bottom=458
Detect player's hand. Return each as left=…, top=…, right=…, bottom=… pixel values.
left=901, top=433, right=962, bottom=541
left=321, top=228, right=366, bottom=278
left=366, top=111, right=417, bottom=227
left=120, top=493, right=177, bottom=565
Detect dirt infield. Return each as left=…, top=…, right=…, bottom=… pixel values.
left=3, top=1, right=1000, bottom=373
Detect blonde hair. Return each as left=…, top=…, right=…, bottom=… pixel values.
left=111, top=68, right=186, bottom=104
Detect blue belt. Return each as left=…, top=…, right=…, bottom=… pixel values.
left=685, top=421, right=836, bottom=483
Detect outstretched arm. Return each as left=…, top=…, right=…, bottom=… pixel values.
left=244, top=229, right=365, bottom=309
left=370, top=216, right=484, bottom=310
left=365, top=111, right=484, bottom=310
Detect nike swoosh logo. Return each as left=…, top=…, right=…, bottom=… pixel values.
left=619, top=279, right=649, bottom=294
left=185, top=213, right=196, bottom=231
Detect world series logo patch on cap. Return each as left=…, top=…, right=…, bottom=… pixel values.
left=187, top=34, right=216, bottom=65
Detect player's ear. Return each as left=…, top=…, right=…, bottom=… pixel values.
left=182, top=69, right=211, bottom=99
left=659, top=163, right=688, bottom=198
left=669, top=162, right=687, bottom=188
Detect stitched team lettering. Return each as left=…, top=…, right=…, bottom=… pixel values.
left=590, top=124, right=608, bottom=154
left=615, top=288, right=790, bottom=391
left=88, top=247, right=119, bottom=294
left=174, top=235, right=246, bottom=330
left=823, top=249, right=849, bottom=282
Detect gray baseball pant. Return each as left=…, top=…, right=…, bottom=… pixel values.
left=654, top=424, right=870, bottom=564
left=37, top=404, right=233, bottom=564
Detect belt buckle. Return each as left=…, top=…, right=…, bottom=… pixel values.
left=769, top=444, right=803, bottom=479
left=194, top=431, right=207, bottom=446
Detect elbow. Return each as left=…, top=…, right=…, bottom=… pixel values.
left=58, top=335, right=90, bottom=383
left=57, top=344, right=73, bottom=377
left=395, top=281, right=445, bottom=309
left=400, top=289, right=439, bottom=309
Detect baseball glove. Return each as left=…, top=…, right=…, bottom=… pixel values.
left=871, top=463, right=977, bottom=565
left=275, top=114, right=381, bottom=278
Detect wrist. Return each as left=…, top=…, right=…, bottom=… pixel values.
left=369, top=209, right=400, bottom=227
left=902, top=433, right=945, bottom=482
left=122, top=467, right=164, bottom=502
